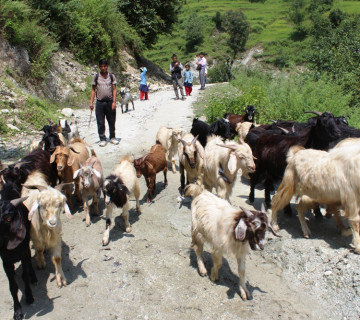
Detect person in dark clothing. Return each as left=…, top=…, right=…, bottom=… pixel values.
left=169, top=54, right=186, bottom=100
left=89, top=59, right=119, bottom=146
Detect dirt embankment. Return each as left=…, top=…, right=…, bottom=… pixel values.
left=0, top=85, right=359, bottom=320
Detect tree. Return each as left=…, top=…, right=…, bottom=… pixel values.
left=212, top=11, right=223, bottom=30
left=185, top=13, right=204, bottom=52
left=223, top=10, right=250, bottom=60
left=117, top=0, right=182, bottom=46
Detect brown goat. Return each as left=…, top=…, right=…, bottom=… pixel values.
left=50, top=138, right=92, bottom=209
left=133, top=143, right=168, bottom=203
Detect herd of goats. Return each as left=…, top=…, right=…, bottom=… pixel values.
left=1, top=105, right=360, bottom=319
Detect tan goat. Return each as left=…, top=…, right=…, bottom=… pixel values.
left=203, top=135, right=255, bottom=201
left=21, top=171, right=72, bottom=287
left=178, top=133, right=204, bottom=190
left=156, top=126, right=184, bottom=173
left=50, top=138, right=92, bottom=209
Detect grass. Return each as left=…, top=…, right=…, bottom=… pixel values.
left=144, top=0, right=360, bottom=70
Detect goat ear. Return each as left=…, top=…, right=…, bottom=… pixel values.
left=7, top=216, right=26, bottom=250
left=28, top=200, right=39, bottom=221
left=93, top=169, right=102, bottom=179
left=73, top=169, right=80, bottom=180
left=67, top=152, right=75, bottom=166
left=196, top=142, right=204, bottom=159
left=49, top=152, right=56, bottom=163
left=228, top=152, right=238, bottom=175
left=64, top=202, right=72, bottom=219
left=235, top=219, right=247, bottom=241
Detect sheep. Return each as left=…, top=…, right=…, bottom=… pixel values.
left=73, top=156, right=104, bottom=226
left=155, top=126, right=184, bottom=173
left=21, top=171, right=72, bottom=287
left=50, top=138, right=92, bottom=209
left=119, top=87, right=135, bottom=113
left=133, top=143, right=168, bottom=202
left=271, top=143, right=360, bottom=253
left=178, top=133, right=205, bottom=190
left=102, top=156, right=141, bottom=246
left=190, top=118, right=234, bottom=147
left=185, top=183, right=279, bottom=300
left=224, top=105, right=258, bottom=135
left=203, top=136, right=255, bottom=201
left=0, top=194, right=37, bottom=320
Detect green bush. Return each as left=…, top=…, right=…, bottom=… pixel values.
left=185, top=13, right=204, bottom=52
left=19, top=96, right=60, bottom=130
left=0, top=118, right=8, bottom=134
left=202, top=68, right=358, bottom=126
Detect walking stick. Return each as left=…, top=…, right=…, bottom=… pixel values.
left=84, top=109, right=93, bottom=142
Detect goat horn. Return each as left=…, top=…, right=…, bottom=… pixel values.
left=23, top=184, right=48, bottom=192
left=178, top=139, right=187, bottom=147
left=91, top=160, right=96, bottom=168
left=304, top=111, right=323, bottom=116
left=267, top=224, right=281, bottom=237
left=292, top=125, right=296, bottom=133
left=69, top=147, right=80, bottom=154
left=55, top=182, right=73, bottom=191
left=10, top=196, right=29, bottom=207
left=191, top=135, right=199, bottom=145
left=277, top=127, right=289, bottom=134
left=240, top=206, right=254, bottom=218
left=269, top=120, right=277, bottom=124
left=216, top=143, right=237, bottom=150
left=14, top=161, right=30, bottom=169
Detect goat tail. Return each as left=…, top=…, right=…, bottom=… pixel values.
left=184, top=181, right=203, bottom=199
left=271, top=167, right=295, bottom=213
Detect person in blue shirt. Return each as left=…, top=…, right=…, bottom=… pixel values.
left=183, top=64, right=193, bottom=96
left=139, top=67, right=149, bottom=101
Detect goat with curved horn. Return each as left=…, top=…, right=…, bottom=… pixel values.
left=55, top=182, right=74, bottom=192
left=69, top=147, right=80, bottom=154
left=277, top=127, right=289, bottom=134
left=191, top=135, right=199, bottom=145
left=240, top=207, right=254, bottom=218
left=216, top=143, right=238, bottom=150
left=10, top=196, right=29, bottom=207
left=304, top=110, right=323, bottom=116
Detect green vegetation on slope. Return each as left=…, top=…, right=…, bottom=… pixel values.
left=144, top=0, right=360, bottom=69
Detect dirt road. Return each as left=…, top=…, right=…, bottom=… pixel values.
left=1, top=85, right=359, bottom=320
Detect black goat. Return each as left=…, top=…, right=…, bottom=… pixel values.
left=247, top=112, right=342, bottom=212
left=0, top=191, right=37, bottom=320
left=39, top=125, right=64, bottom=153
left=0, top=148, right=58, bottom=191
left=190, top=118, right=234, bottom=147
left=224, top=105, right=258, bottom=134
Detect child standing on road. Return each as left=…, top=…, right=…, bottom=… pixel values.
left=139, top=67, right=149, bottom=101
left=183, top=64, right=193, bottom=96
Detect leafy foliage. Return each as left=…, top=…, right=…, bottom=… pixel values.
left=185, top=13, right=204, bottom=52
left=117, top=0, right=182, bottom=46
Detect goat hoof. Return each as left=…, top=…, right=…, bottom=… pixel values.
left=146, top=198, right=151, bottom=203
left=304, top=234, right=311, bottom=239
left=165, top=181, right=168, bottom=186
left=13, top=309, right=24, bottom=320
left=271, top=223, right=280, bottom=232
left=125, top=226, right=131, bottom=233
left=102, top=239, right=109, bottom=246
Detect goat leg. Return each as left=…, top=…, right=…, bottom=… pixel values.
left=237, top=254, right=251, bottom=300
left=191, top=234, right=207, bottom=276
left=3, top=262, right=23, bottom=320
left=163, top=167, right=168, bottom=186
left=93, top=194, right=99, bottom=216
left=313, top=206, right=323, bottom=219
left=121, top=202, right=131, bottom=233
left=210, top=249, right=223, bottom=282
left=84, top=197, right=91, bottom=226
left=147, top=177, right=155, bottom=203
left=21, top=258, right=34, bottom=304
left=180, top=163, right=186, bottom=190
left=264, top=179, right=273, bottom=209
left=102, top=203, right=113, bottom=246
left=249, top=181, right=255, bottom=204
left=51, top=240, right=66, bottom=287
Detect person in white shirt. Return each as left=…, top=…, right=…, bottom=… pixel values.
left=196, top=52, right=207, bottom=90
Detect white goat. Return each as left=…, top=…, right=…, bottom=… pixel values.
left=203, top=135, right=255, bottom=201
left=178, top=133, right=204, bottom=190
left=73, top=156, right=104, bottom=226
left=102, top=156, right=141, bottom=246
left=185, top=183, right=278, bottom=300
left=156, top=126, right=184, bottom=173
left=271, top=143, right=360, bottom=253
left=21, top=171, right=72, bottom=287
left=235, top=122, right=254, bottom=141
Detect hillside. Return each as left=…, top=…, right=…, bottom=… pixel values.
left=144, top=0, right=360, bottom=69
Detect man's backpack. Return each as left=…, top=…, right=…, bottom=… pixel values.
left=94, top=72, right=114, bottom=85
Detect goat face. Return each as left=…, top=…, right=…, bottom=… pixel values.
left=210, top=119, right=234, bottom=140
left=42, top=132, right=62, bottom=153
left=234, top=144, right=256, bottom=178
left=74, top=165, right=102, bottom=189
left=183, top=143, right=198, bottom=169
left=244, top=105, right=257, bottom=121
left=133, top=158, right=145, bottom=178
left=102, top=177, right=129, bottom=207
left=309, top=112, right=342, bottom=142
left=50, top=147, right=75, bottom=172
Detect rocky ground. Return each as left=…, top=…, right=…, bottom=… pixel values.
left=0, top=85, right=359, bottom=320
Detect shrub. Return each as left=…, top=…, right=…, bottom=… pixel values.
left=185, top=13, right=204, bottom=52
left=0, top=118, right=8, bottom=134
